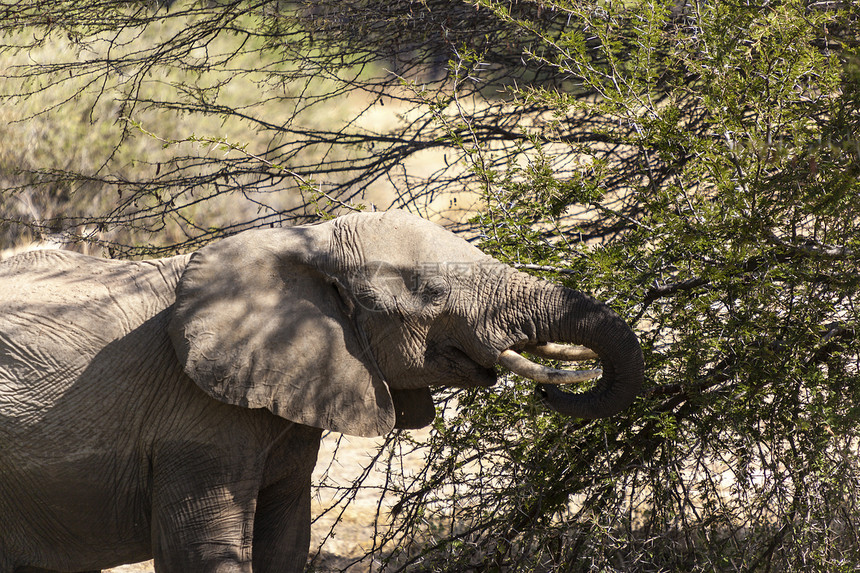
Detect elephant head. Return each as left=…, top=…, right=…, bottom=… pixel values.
left=168, top=210, right=643, bottom=437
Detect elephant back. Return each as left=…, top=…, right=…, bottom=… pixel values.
left=0, top=250, right=190, bottom=403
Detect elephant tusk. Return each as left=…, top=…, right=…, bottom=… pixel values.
left=521, top=342, right=599, bottom=361
left=497, top=349, right=602, bottom=385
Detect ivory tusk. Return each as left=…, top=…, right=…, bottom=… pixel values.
left=521, top=342, right=599, bottom=361
left=497, top=349, right=602, bottom=385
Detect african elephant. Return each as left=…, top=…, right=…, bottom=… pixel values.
left=0, top=209, right=643, bottom=572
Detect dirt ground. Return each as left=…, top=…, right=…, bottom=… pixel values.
left=105, top=431, right=424, bottom=573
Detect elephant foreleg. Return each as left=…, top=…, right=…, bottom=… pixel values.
left=251, top=476, right=314, bottom=573
left=150, top=447, right=259, bottom=573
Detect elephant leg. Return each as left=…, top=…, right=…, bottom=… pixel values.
left=150, top=447, right=259, bottom=573
left=251, top=476, right=314, bottom=573
left=251, top=423, right=322, bottom=573
left=152, top=479, right=257, bottom=572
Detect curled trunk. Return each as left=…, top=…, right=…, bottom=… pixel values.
left=497, top=276, right=644, bottom=419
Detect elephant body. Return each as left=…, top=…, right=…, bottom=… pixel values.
left=1, top=250, right=321, bottom=571
left=0, top=210, right=643, bottom=572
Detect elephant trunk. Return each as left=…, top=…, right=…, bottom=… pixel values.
left=498, top=275, right=644, bottom=419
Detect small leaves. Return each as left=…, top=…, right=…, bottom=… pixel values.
left=386, top=1, right=860, bottom=571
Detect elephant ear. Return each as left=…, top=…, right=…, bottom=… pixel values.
left=168, top=228, right=397, bottom=438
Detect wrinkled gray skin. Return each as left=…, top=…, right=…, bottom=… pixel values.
left=0, top=210, right=643, bottom=572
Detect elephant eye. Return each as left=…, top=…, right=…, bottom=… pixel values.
left=418, top=277, right=450, bottom=306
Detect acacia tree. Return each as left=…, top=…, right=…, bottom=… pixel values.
left=358, top=2, right=860, bottom=571
left=1, top=0, right=859, bottom=571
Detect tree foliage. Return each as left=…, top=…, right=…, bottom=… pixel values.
left=360, top=2, right=860, bottom=571
left=2, top=0, right=859, bottom=571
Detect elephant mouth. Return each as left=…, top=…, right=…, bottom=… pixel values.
left=497, top=342, right=602, bottom=385
left=426, top=344, right=498, bottom=388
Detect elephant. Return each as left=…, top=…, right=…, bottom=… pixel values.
left=0, top=209, right=643, bottom=572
